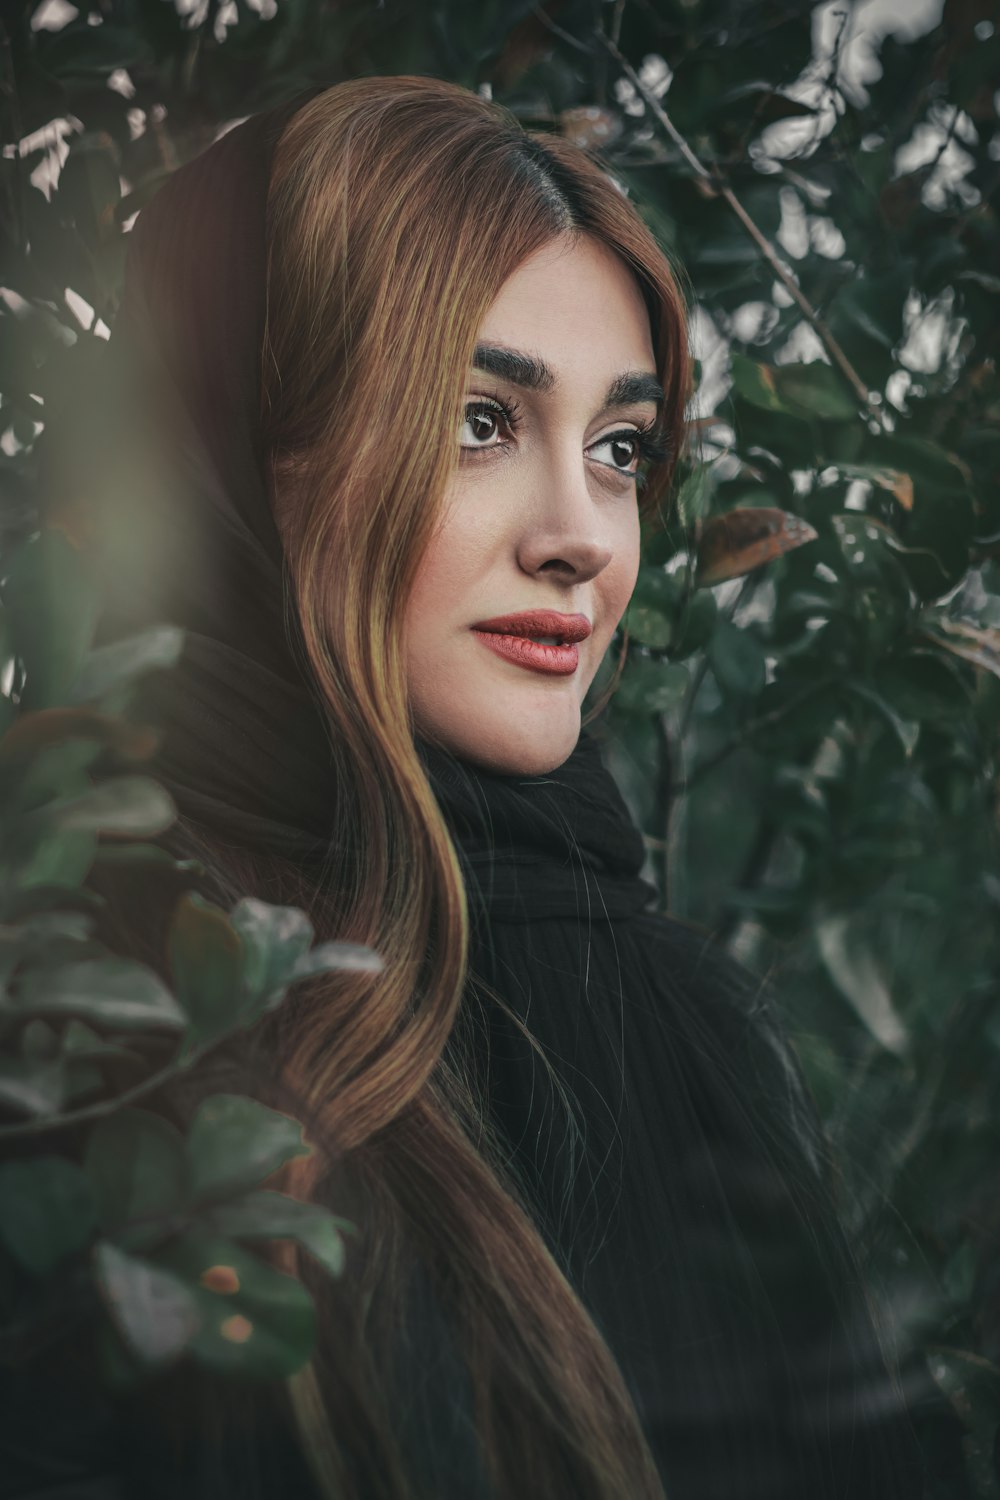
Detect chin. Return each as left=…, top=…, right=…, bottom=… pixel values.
left=426, top=710, right=581, bottom=778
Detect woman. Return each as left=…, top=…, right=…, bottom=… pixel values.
left=5, top=76, right=931, bottom=1499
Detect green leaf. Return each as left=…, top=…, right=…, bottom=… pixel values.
left=7, top=746, right=103, bottom=835
left=0, top=1157, right=98, bottom=1274
left=672, top=591, right=718, bottom=656
left=925, top=1344, right=1000, bottom=1462
left=844, top=681, right=919, bottom=758
left=615, top=658, right=690, bottom=715
left=831, top=465, right=914, bottom=510
left=13, top=829, right=97, bottom=891
left=771, top=362, right=859, bottom=422
left=627, top=564, right=683, bottom=610
left=93, top=1239, right=201, bottom=1365
left=768, top=767, right=830, bottom=843
left=715, top=81, right=816, bottom=125
left=675, top=464, right=715, bottom=527
left=64, top=1059, right=104, bottom=1104
left=44, top=24, right=154, bottom=80
left=85, top=1109, right=190, bottom=1234
left=206, top=1190, right=352, bottom=1278
left=151, top=1229, right=316, bottom=1380
left=169, top=893, right=246, bottom=1054
left=289, top=940, right=385, bottom=983
left=61, top=1018, right=143, bottom=1067
left=68, top=625, right=184, bottom=706
left=16, top=957, right=186, bottom=1030
left=815, top=913, right=909, bottom=1056
left=20, top=1018, right=61, bottom=1059
left=865, top=435, right=969, bottom=500
left=830, top=515, right=912, bottom=602
left=188, top=1095, right=311, bottom=1203
left=730, top=353, right=784, bottom=413
left=730, top=355, right=859, bottom=422
left=831, top=272, right=906, bottom=351
left=0, top=910, right=95, bottom=972
left=899, top=490, right=976, bottom=602
left=708, top=619, right=767, bottom=697
left=224, top=900, right=386, bottom=1020
left=58, top=142, right=122, bottom=246
left=3, top=530, right=99, bottom=710
left=0, top=711, right=156, bottom=788
left=0, top=1057, right=67, bottom=1117
left=871, top=653, right=971, bottom=727
left=228, top=898, right=313, bottom=1006
left=46, top=776, right=176, bottom=836
left=624, top=604, right=674, bottom=650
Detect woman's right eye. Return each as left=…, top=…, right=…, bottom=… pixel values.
left=459, top=396, right=523, bottom=453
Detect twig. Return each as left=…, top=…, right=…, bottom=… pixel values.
left=531, top=5, right=596, bottom=55
left=0, top=1049, right=198, bottom=1143
left=597, top=32, right=885, bottom=429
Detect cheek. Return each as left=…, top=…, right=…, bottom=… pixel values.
left=403, top=503, right=486, bottom=646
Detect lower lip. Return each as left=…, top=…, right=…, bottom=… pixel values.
left=472, top=631, right=580, bottom=675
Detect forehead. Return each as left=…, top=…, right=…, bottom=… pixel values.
left=475, top=235, right=655, bottom=381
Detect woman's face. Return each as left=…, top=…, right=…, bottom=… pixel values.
left=405, top=233, right=662, bottom=776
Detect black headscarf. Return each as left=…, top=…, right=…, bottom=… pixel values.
left=99, top=89, right=340, bottom=864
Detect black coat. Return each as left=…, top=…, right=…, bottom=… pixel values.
left=1, top=728, right=933, bottom=1499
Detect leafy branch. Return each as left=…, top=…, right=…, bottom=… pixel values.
left=597, top=30, right=885, bottom=428
left=0, top=526, right=382, bottom=1383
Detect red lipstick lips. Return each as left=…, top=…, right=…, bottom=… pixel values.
left=470, top=610, right=591, bottom=677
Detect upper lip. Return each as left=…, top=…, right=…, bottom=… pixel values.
left=470, top=610, right=592, bottom=644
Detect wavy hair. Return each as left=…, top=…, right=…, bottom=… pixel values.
left=238, top=76, right=691, bottom=1499
left=95, top=76, right=692, bottom=1500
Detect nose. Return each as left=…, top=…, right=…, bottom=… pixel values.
left=515, top=449, right=614, bottom=585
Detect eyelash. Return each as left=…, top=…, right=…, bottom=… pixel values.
left=460, top=393, right=671, bottom=482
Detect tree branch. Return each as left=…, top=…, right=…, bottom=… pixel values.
left=597, top=32, right=885, bottom=429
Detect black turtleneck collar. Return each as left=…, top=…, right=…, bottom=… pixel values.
left=415, top=727, right=659, bottom=924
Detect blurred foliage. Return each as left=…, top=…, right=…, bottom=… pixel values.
left=1, top=0, right=999, bottom=1492
left=0, top=524, right=379, bottom=1387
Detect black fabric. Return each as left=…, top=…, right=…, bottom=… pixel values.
left=415, top=727, right=660, bottom=923
left=2, top=90, right=937, bottom=1500
left=417, top=729, right=932, bottom=1500
left=89, top=89, right=341, bottom=864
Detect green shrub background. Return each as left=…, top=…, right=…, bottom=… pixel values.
left=1, top=0, right=999, bottom=1493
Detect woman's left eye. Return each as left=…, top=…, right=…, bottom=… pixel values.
left=590, top=430, right=644, bottom=475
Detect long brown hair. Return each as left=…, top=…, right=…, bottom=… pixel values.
left=142, top=76, right=690, bottom=1499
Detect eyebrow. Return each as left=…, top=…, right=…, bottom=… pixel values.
left=471, top=342, right=665, bottom=411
